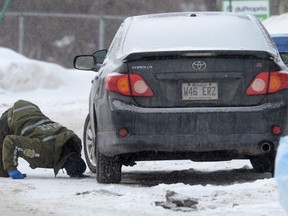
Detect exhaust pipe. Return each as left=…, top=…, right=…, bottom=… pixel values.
left=259, top=142, right=272, bottom=153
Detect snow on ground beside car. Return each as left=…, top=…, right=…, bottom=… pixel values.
left=0, top=13, right=288, bottom=216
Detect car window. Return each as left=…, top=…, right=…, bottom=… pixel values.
left=122, top=13, right=277, bottom=55
left=107, top=23, right=125, bottom=59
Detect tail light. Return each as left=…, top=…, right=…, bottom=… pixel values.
left=105, top=73, right=153, bottom=96
left=246, top=71, right=288, bottom=95
left=272, top=125, right=281, bottom=135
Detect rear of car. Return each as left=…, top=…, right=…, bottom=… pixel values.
left=76, top=12, right=288, bottom=183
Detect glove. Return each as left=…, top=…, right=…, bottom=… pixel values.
left=8, top=170, right=25, bottom=179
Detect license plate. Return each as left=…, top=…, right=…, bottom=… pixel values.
left=182, top=82, right=218, bottom=100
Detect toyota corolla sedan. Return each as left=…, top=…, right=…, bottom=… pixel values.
left=74, top=12, right=288, bottom=183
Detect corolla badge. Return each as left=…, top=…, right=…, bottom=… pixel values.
left=132, top=65, right=153, bottom=70
left=192, top=61, right=207, bottom=70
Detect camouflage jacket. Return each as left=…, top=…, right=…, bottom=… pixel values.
left=1, top=100, right=82, bottom=176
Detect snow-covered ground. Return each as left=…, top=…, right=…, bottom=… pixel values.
left=0, top=13, right=288, bottom=216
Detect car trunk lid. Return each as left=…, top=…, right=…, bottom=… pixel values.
left=125, top=50, right=275, bottom=107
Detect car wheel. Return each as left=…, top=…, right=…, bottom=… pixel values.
left=83, top=114, right=96, bottom=173
left=250, top=152, right=275, bottom=174
left=96, top=141, right=122, bottom=184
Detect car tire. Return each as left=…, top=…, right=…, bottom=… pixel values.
left=83, top=114, right=96, bottom=173
left=96, top=142, right=122, bottom=184
left=250, top=152, right=275, bottom=174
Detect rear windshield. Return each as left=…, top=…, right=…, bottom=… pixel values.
left=122, top=13, right=276, bottom=55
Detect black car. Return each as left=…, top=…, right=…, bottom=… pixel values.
left=74, top=12, right=288, bottom=183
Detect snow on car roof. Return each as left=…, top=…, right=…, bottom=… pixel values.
left=121, top=12, right=277, bottom=56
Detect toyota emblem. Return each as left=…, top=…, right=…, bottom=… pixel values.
left=192, top=61, right=207, bottom=70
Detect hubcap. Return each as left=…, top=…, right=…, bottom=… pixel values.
left=85, top=120, right=96, bottom=166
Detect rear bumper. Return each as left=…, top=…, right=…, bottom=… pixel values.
left=97, top=99, right=287, bottom=158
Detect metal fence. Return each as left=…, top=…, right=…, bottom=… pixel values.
left=1, top=12, right=125, bottom=67
left=0, top=3, right=283, bottom=67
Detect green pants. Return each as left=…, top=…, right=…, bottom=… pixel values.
left=0, top=110, right=9, bottom=177
left=2, top=135, right=55, bottom=173
left=0, top=148, right=8, bottom=177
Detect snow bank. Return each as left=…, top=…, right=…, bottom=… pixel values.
left=262, top=12, right=288, bottom=34
left=0, top=47, right=64, bottom=92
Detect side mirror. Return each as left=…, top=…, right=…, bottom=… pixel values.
left=73, top=50, right=108, bottom=71
left=73, top=55, right=95, bottom=70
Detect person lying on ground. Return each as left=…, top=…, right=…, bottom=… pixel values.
left=0, top=99, right=86, bottom=179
